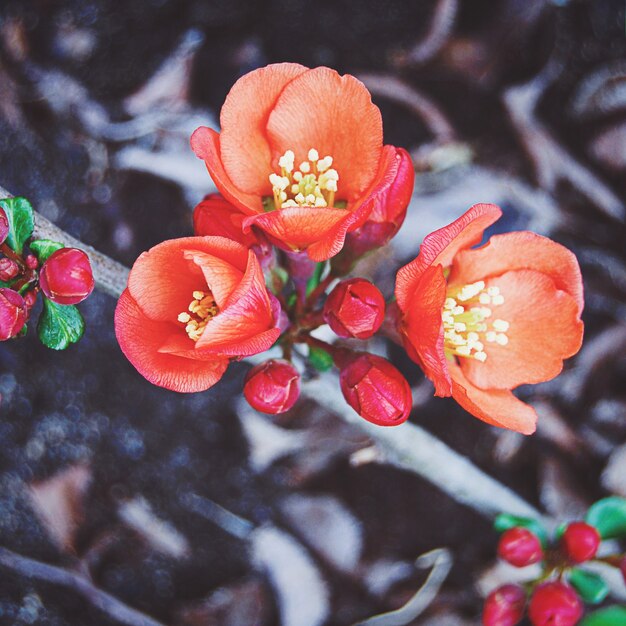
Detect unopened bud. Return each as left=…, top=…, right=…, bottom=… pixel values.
left=0, top=207, right=8, bottom=245
left=244, top=359, right=300, bottom=414
left=528, top=582, right=582, bottom=626
left=0, top=288, right=27, bottom=340
left=339, top=353, right=411, bottom=426
left=561, top=521, right=600, bottom=564
left=323, top=278, right=385, bottom=339
left=498, top=527, right=543, bottom=567
left=483, top=584, right=526, bottom=626
left=39, top=248, right=94, bottom=305
left=23, top=290, right=38, bottom=309
left=25, top=254, right=38, bottom=270
left=0, top=258, right=20, bottom=281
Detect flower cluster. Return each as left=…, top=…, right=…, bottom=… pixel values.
left=115, top=63, right=584, bottom=432
left=0, top=197, right=94, bottom=350
left=484, top=497, right=626, bottom=626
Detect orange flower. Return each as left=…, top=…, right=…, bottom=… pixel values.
left=115, top=236, right=281, bottom=393
left=395, top=203, right=584, bottom=434
left=191, top=63, right=413, bottom=261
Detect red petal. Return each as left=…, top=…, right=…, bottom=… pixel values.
left=460, top=270, right=584, bottom=390
left=115, top=290, right=228, bottom=393
left=266, top=67, right=383, bottom=200
left=450, top=362, right=537, bottom=435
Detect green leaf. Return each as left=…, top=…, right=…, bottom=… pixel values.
left=37, top=298, right=85, bottom=350
left=554, top=522, right=568, bottom=541
left=580, top=606, right=626, bottom=626
left=30, top=239, right=64, bottom=262
left=309, top=345, right=333, bottom=372
left=0, top=196, right=34, bottom=255
left=306, top=262, right=326, bottom=297
left=494, top=513, right=549, bottom=547
left=585, top=497, right=626, bottom=539
left=568, top=569, right=610, bottom=605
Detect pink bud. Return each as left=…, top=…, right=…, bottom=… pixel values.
left=0, top=288, right=27, bottom=340
left=23, top=290, right=37, bottom=309
left=498, top=527, right=543, bottom=567
left=39, top=248, right=94, bottom=305
left=483, top=584, right=526, bottom=626
left=561, top=522, right=600, bottom=564
left=0, top=258, right=20, bottom=281
left=0, top=207, right=8, bottom=245
left=244, top=359, right=300, bottom=414
left=528, top=582, right=582, bottom=626
left=339, top=353, right=412, bottom=426
left=25, top=254, right=38, bottom=270
left=323, top=278, right=385, bottom=339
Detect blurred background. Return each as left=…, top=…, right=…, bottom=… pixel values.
left=0, top=0, right=625, bottom=624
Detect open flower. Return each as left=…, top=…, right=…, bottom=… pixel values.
left=115, top=236, right=281, bottom=393
left=191, top=63, right=413, bottom=261
left=395, top=203, right=584, bottom=434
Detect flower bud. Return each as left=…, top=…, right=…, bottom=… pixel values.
left=0, top=258, right=20, bottom=281
left=244, top=359, right=300, bottom=414
left=561, top=521, right=600, bottom=564
left=339, top=353, right=411, bottom=426
left=0, top=207, right=9, bottom=245
left=23, top=290, right=37, bottom=309
left=528, top=582, right=582, bottom=626
left=323, top=278, right=385, bottom=339
left=0, top=288, right=27, bottom=340
left=498, top=527, right=543, bottom=567
left=619, top=555, right=626, bottom=584
left=39, top=248, right=94, bottom=305
left=483, top=584, right=526, bottom=626
left=25, top=254, right=38, bottom=270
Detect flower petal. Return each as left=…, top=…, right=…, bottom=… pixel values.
left=184, top=249, right=244, bottom=309
left=449, top=231, right=584, bottom=316
left=193, top=194, right=259, bottom=247
left=191, top=127, right=263, bottom=214
left=395, top=203, right=501, bottom=310
left=460, top=269, right=584, bottom=390
left=450, top=362, right=537, bottom=435
left=266, top=67, right=383, bottom=200
left=115, top=290, right=228, bottom=393
left=219, top=63, right=308, bottom=195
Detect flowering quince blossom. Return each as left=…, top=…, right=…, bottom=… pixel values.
left=191, top=63, right=414, bottom=261
left=395, top=203, right=584, bottom=434
left=115, top=236, right=281, bottom=393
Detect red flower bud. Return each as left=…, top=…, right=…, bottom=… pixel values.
left=323, top=278, right=385, bottom=339
left=528, top=582, right=583, bottom=626
left=339, top=353, right=412, bottom=426
left=561, top=521, right=600, bottom=564
left=0, top=288, right=27, bottom=340
left=483, top=584, right=526, bottom=626
left=39, top=248, right=94, bottom=305
left=25, top=254, right=38, bottom=270
left=0, top=258, right=20, bottom=281
left=23, top=290, right=38, bottom=309
left=244, top=359, right=300, bottom=414
left=498, top=527, right=543, bottom=567
left=0, top=207, right=9, bottom=245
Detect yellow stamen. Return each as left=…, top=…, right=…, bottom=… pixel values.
left=178, top=290, right=219, bottom=342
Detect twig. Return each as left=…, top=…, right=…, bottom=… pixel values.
left=0, top=546, right=166, bottom=626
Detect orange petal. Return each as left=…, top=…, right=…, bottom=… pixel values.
left=191, top=127, right=263, bottom=214
left=395, top=203, right=501, bottom=311
left=400, top=264, right=452, bottom=396
left=450, top=231, right=584, bottom=316
left=184, top=249, right=244, bottom=309
left=243, top=206, right=349, bottom=252
left=266, top=67, right=383, bottom=200
left=460, top=270, right=584, bottom=390
left=450, top=361, right=537, bottom=435
left=115, top=290, right=228, bottom=393
left=128, top=237, right=248, bottom=322
left=219, top=63, right=308, bottom=194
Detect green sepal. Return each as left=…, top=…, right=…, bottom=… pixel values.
left=309, top=345, right=333, bottom=372
left=554, top=522, right=568, bottom=541
left=0, top=196, right=35, bottom=255
left=585, top=497, right=626, bottom=539
left=306, top=262, right=326, bottom=297
left=30, top=239, right=64, bottom=262
left=580, top=606, right=626, bottom=626
left=37, top=297, right=85, bottom=350
left=494, top=513, right=549, bottom=547
left=568, top=568, right=610, bottom=605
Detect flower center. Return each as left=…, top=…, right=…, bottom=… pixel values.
left=177, top=290, right=219, bottom=342
left=268, top=148, right=339, bottom=210
left=442, top=280, right=509, bottom=362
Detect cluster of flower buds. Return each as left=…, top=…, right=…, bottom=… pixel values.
left=483, top=497, right=626, bottom=626
left=0, top=198, right=94, bottom=349
left=115, top=63, right=584, bottom=434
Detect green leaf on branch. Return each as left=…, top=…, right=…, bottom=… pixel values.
left=580, top=606, right=626, bottom=626
left=0, top=196, right=34, bottom=255
left=585, top=497, right=626, bottom=539
left=306, top=262, right=326, bottom=297
left=309, top=345, right=333, bottom=372
left=30, top=239, right=64, bottom=262
left=37, top=298, right=85, bottom=350
left=568, top=569, right=610, bottom=605
left=494, top=513, right=549, bottom=547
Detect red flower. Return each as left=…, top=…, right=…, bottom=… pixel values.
left=191, top=63, right=413, bottom=261
left=395, top=203, right=584, bottom=434
left=39, top=248, right=95, bottom=305
left=115, top=236, right=281, bottom=393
